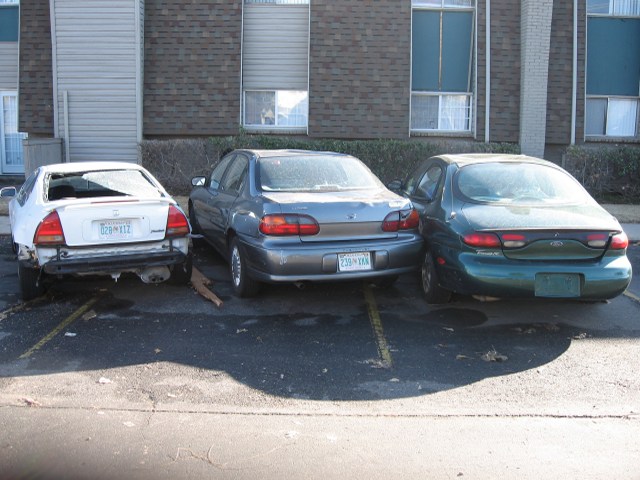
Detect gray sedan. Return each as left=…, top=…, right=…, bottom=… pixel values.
left=189, top=149, right=423, bottom=296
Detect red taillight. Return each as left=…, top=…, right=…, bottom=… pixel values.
left=463, top=232, right=501, bottom=248
left=166, top=205, right=190, bottom=237
left=501, top=233, right=526, bottom=248
left=382, top=208, right=419, bottom=232
left=259, top=214, right=320, bottom=236
left=610, top=232, right=629, bottom=250
left=34, top=211, right=66, bottom=245
left=587, top=233, right=608, bottom=248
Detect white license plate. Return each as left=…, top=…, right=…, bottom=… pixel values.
left=338, top=252, right=372, bottom=272
left=99, top=220, right=133, bottom=240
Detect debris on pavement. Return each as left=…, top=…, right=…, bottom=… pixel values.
left=98, top=377, right=112, bottom=384
left=64, top=332, right=77, bottom=337
left=21, top=397, right=42, bottom=407
left=481, top=349, right=508, bottom=362
left=191, top=267, right=223, bottom=308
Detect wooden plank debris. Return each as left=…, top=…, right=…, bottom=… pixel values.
left=191, top=267, right=223, bottom=308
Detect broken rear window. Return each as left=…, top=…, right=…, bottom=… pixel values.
left=47, top=170, right=163, bottom=201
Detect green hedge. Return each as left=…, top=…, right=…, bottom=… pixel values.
left=563, top=145, right=640, bottom=202
left=141, top=134, right=519, bottom=195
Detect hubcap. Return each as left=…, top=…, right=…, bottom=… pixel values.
left=421, top=258, right=432, bottom=293
left=231, top=246, right=241, bottom=286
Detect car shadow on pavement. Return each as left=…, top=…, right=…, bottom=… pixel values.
left=0, top=238, right=638, bottom=403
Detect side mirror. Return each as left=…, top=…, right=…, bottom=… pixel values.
left=0, top=186, right=16, bottom=198
left=191, top=176, right=206, bottom=187
left=387, top=179, right=403, bottom=192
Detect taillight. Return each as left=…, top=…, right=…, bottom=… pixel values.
left=501, top=233, right=526, bottom=248
left=382, top=208, right=419, bottom=232
left=610, top=232, right=629, bottom=250
left=259, top=214, right=320, bottom=236
left=166, top=205, right=190, bottom=237
left=587, top=233, right=608, bottom=248
left=34, top=211, right=66, bottom=245
left=463, top=232, right=501, bottom=248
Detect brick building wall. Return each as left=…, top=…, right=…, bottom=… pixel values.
left=143, top=0, right=242, bottom=136
left=308, top=0, right=411, bottom=139
left=546, top=1, right=574, bottom=146
left=486, top=0, right=521, bottom=144
left=18, top=0, right=54, bottom=136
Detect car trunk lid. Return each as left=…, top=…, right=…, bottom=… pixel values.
left=461, top=203, right=623, bottom=260
left=262, top=190, right=411, bottom=242
left=53, top=197, right=172, bottom=247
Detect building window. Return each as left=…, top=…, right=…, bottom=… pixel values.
left=411, top=1, right=475, bottom=133
left=587, top=0, right=640, bottom=15
left=0, top=1, right=19, bottom=42
left=245, top=0, right=308, bottom=4
left=242, top=1, right=309, bottom=132
left=244, top=90, right=308, bottom=128
left=1, top=92, right=26, bottom=173
left=586, top=0, right=640, bottom=138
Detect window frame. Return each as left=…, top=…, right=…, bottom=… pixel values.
left=410, top=1, right=476, bottom=135
left=585, top=3, right=640, bottom=140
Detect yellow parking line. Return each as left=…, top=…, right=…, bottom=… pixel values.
left=623, top=290, right=640, bottom=304
left=363, top=284, right=393, bottom=369
left=19, top=296, right=100, bottom=359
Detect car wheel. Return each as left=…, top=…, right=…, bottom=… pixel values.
left=169, top=251, right=193, bottom=285
left=18, top=262, right=46, bottom=301
left=189, top=202, right=202, bottom=235
left=229, top=237, right=261, bottom=297
left=421, top=251, right=451, bottom=304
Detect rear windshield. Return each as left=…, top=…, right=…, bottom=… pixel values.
left=47, top=170, right=162, bottom=201
left=455, top=162, right=595, bottom=205
left=258, top=155, right=383, bottom=192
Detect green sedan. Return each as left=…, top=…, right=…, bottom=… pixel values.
left=392, top=154, right=632, bottom=304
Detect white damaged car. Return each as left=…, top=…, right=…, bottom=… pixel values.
left=2, top=161, right=192, bottom=300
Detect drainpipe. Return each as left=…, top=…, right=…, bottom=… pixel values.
left=571, top=0, right=577, bottom=145
left=485, top=0, right=491, bottom=143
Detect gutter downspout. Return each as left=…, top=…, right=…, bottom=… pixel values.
left=571, top=0, right=577, bottom=145
left=49, top=0, right=59, bottom=139
left=485, top=0, right=491, bottom=143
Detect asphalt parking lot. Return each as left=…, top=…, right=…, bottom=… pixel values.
left=1, top=237, right=639, bottom=479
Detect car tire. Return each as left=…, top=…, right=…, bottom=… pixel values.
left=421, top=251, right=451, bottom=304
left=188, top=201, right=205, bottom=245
left=169, top=251, right=193, bottom=285
left=229, top=237, right=261, bottom=298
left=18, top=262, right=46, bottom=301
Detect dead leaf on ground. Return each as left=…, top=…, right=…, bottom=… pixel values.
left=481, top=349, right=508, bottom=362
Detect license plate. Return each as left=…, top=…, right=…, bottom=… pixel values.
left=338, top=252, right=372, bottom=272
left=99, top=220, right=133, bottom=240
left=535, top=273, right=581, bottom=297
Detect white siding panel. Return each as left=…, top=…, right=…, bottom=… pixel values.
left=0, top=42, right=18, bottom=90
left=243, top=4, right=309, bottom=90
left=52, top=0, right=140, bottom=163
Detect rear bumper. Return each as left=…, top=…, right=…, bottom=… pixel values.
left=437, top=250, right=632, bottom=300
left=39, top=250, right=188, bottom=276
left=240, top=234, right=424, bottom=283
left=23, top=238, right=190, bottom=276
